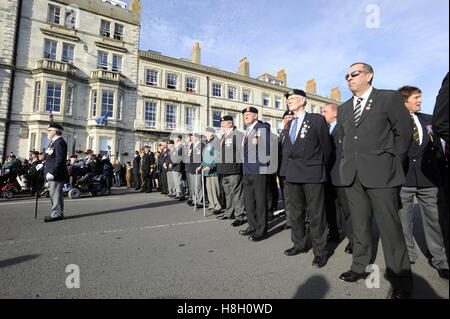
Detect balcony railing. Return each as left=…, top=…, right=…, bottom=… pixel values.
left=91, top=69, right=124, bottom=83
left=36, top=59, right=77, bottom=75
left=144, top=120, right=156, bottom=129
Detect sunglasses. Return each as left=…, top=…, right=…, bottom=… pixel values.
left=345, top=70, right=366, bottom=81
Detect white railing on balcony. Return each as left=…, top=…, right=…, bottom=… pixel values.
left=91, top=69, right=124, bottom=82
left=36, top=59, right=77, bottom=75
left=144, top=120, right=156, bottom=129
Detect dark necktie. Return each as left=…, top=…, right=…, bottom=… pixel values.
left=410, top=113, right=420, bottom=144
left=354, top=97, right=363, bottom=124
left=289, top=117, right=299, bottom=143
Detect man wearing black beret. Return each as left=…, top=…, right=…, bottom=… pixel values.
left=43, top=123, right=68, bottom=222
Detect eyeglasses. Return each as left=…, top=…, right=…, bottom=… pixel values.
left=287, top=96, right=302, bottom=102
left=345, top=70, right=366, bottom=81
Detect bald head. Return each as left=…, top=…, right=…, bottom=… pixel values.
left=322, top=103, right=338, bottom=125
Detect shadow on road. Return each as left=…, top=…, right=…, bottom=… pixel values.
left=0, top=254, right=40, bottom=269
left=383, top=272, right=445, bottom=299
left=292, top=275, right=330, bottom=299
left=62, top=200, right=184, bottom=221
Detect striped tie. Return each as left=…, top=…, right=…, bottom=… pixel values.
left=354, top=97, right=363, bottom=124
left=410, top=113, right=420, bottom=144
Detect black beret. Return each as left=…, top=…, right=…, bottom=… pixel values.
left=221, top=115, right=234, bottom=122
left=84, top=149, right=93, bottom=154
left=205, top=127, right=216, bottom=133
left=241, top=106, right=258, bottom=114
left=144, top=144, right=151, bottom=148
left=192, top=133, right=201, bottom=138
left=285, top=89, right=306, bottom=98
left=168, top=140, right=175, bottom=145
left=283, top=110, right=295, bottom=118
left=48, top=123, right=64, bottom=130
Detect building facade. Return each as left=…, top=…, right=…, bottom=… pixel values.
left=1, top=0, right=340, bottom=163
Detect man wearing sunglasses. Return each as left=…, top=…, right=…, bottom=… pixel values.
left=337, top=62, right=414, bottom=299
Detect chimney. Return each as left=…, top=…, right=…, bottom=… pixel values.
left=131, top=0, right=141, bottom=13
left=306, top=79, right=316, bottom=94
left=191, top=42, right=201, bottom=64
left=330, top=87, right=341, bottom=101
left=276, top=69, right=287, bottom=87
left=238, top=57, right=249, bottom=77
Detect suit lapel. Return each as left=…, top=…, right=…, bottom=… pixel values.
left=356, top=88, right=379, bottom=127
left=293, top=112, right=309, bottom=146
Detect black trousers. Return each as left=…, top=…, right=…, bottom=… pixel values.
left=266, top=173, right=279, bottom=216
left=345, top=175, right=413, bottom=291
left=285, top=182, right=328, bottom=257
left=160, top=170, right=168, bottom=194
left=142, top=171, right=152, bottom=192
left=243, top=174, right=268, bottom=237
left=133, top=172, right=141, bottom=189
left=324, top=183, right=353, bottom=243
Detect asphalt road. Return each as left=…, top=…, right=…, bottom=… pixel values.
left=0, top=189, right=448, bottom=299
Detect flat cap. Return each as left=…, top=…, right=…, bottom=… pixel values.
left=48, top=123, right=64, bottom=130
left=221, top=115, right=234, bottom=122
left=84, top=149, right=93, bottom=154
left=285, top=88, right=306, bottom=98
left=242, top=106, right=258, bottom=114
left=204, top=127, right=216, bottom=133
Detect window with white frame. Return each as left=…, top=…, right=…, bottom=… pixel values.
left=97, top=51, right=108, bottom=69
left=47, top=4, right=61, bottom=24
left=185, top=106, right=196, bottom=131
left=41, top=133, right=52, bottom=152
left=45, top=82, right=62, bottom=113
left=91, top=89, right=97, bottom=117
left=101, top=90, right=114, bottom=118
left=146, top=69, right=158, bottom=86
left=62, top=43, right=74, bottom=63
left=165, top=104, right=177, bottom=130
left=44, top=39, right=57, bottom=60
left=243, top=89, right=250, bottom=102
left=212, top=83, right=222, bottom=97
left=263, top=94, right=270, bottom=107
left=33, top=81, right=41, bottom=112
left=228, top=86, right=236, bottom=100
left=167, top=73, right=177, bottom=89
left=275, top=97, right=281, bottom=109
left=118, top=94, right=123, bottom=120
left=66, top=86, right=74, bottom=115
left=64, top=8, right=77, bottom=29
left=100, top=20, right=111, bottom=37
left=112, top=54, right=122, bottom=72
left=213, top=111, right=222, bottom=128
left=114, top=23, right=124, bottom=41
left=30, top=133, right=37, bottom=152
left=144, top=101, right=157, bottom=128
left=186, top=77, right=197, bottom=93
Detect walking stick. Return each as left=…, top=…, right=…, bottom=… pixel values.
left=34, top=182, right=40, bottom=219
left=194, top=170, right=198, bottom=212
left=202, top=169, right=206, bottom=217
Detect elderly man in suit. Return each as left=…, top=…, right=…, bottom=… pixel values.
left=337, top=62, right=413, bottom=299
left=397, top=85, right=448, bottom=280
left=43, top=123, right=68, bottom=223
left=280, top=89, right=332, bottom=268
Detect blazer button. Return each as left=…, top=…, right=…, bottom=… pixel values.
left=354, top=136, right=358, bottom=139
left=412, top=159, right=416, bottom=162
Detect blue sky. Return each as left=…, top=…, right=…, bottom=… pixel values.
left=129, top=0, right=448, bottom=114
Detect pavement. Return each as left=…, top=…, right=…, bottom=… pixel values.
left=0, top=188, right=448, bottom=299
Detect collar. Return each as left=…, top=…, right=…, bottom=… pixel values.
left=52, top=136, right=62, bottom=142
left=353, top=86, right=373, bottom=101
left=246, top=120, right=258, bottom=133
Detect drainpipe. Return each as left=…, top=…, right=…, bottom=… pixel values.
left=206, top=75, right=210, bottom=127
left=2, top=0, right=23, bottom=161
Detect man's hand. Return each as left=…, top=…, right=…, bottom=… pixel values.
left=203, top=166, right=211, bottom=172
left=46, top=173, right=55, bottom=181
left=195, top=166, right=202, bottom=172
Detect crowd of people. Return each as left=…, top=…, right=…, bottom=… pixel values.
left=1, top=63, right=448, bottom=299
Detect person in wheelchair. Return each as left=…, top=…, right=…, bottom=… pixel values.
left=1, top=155, right=21, bottom=187
left=77, top=149, right=103, bottom=184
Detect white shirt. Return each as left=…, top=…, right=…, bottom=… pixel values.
left=289, top=110, right=306, bottom=141
left=410, top=112, right=423, bottom=145
left=353, top=86, right=373, bottom=113
left=329, top=120, right=337, bottom=134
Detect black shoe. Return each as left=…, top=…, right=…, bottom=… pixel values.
left=213, top=209, right=223, bottom=215
left=187, top=202, right=195, bottom=207
left=339, top=271, right=370, bottom=282
left=231, top=219, right=246, bottom=227
left=43, top=215, right=64, bottom=223
left=187, top=200, right=193, bottom=205
left=178, top=197, right=185, bottom=201
left=312, top=255, right=328, bottom=268
left=390, top=289, right=412, bottom=299
left=284, top=246, right=307, bottom=256
left=344, top=242, right=353, bottom=254
left=195, top=204, right=205, bottom=209
left=216, top=214, right=230, bottom=220
left=438, top=268, right=449, bottom=280
left=248, top=234, right=265, bottom=242
left=239, top=228, right=255, bottom=236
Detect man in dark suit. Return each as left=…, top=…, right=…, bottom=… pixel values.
left=185, top=133, right=204, bottom=208
left=397, top=86, right=448, bottom=280
left=337, top=62, right=413, bottom=299
left=133, top=151, right=141, bottom=190
left=216, top=116, right=245, bottom=225
left=239, top=106, right=273, bottom=242
left=43, top=123, right=68, bottom=223
left=140, top=145, right=155, bottom=193
left=280, top=89, right=332, bottom=268
left=322, top=103, right=353, bottom=254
